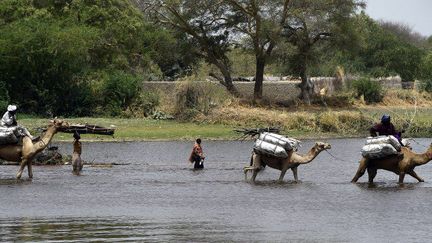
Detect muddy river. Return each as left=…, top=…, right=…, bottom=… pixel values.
left=1, top=138, right=431, bottom=242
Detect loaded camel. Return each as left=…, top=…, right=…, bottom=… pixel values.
left=0, top=119, right=69, bottom=179
left=244, top=142, right=331, bottom=182
left=351, top=143, right=432, bottom=184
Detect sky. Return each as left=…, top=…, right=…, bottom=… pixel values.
left=365, top=0, right=432, bottom=37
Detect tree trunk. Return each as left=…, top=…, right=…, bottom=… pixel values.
left=299, top=67, right=314, bottom=105
left=254, top=56, right=265, bottom=100
left=212, top=60, right=240, bottom=97
left=220, top=67, right=240, bottom=97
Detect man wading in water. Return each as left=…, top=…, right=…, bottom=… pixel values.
left=72, top=131, right=83, bottom=175
left=189, top=138, right=205, bottom=169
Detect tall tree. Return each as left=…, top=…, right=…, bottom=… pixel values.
left=225, top=0, right=291, bottom=100
left=352, top=13, right=423, bottom=82
left=282, top=0, right=364, bottom=104
left=140, top=0, right=239, bottom=95
left=379, top=20, right=428, bottom=49
left=0, top=0, right=176, bottom=115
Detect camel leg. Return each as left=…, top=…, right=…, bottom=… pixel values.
left=408, top=171, right=424, bottom=182
left=27, top=159, right=33, bottom=179
left=398, top=172, right=406, bottom=184
left=351, top=158, right=368, bottom=183
left=367, top=167, right=377, bottom=183
left=291, top=167, right=298, bottom=182
left=278, top=169, right=287, bottom=182
left=248, top=153, right=261, bottom=182
left=244, top=166, right=252, bottom=180
left=244, top=154, right=255, bottom=180
left=16, top=158, right=28, bottom=179
left=251, top=169, right=258, bottom=182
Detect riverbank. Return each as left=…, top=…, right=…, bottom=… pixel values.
left=19, top=105, right=432, bottom=141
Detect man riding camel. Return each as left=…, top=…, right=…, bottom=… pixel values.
left=370, top=114, right=406, bottom=147
left=1, top=105, right=35, bottom=140
left=370, top=114, right=403, bottom=139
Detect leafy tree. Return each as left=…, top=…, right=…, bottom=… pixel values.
left=225, top=0, right=291, bottom=100
left=141, top=0, right=240, bottom=95
left=379, top=20, right=428, bottom=49
left=354, top=14, right=424, bottom=82
left=280, top=0, right=364, bottom=104
left=0, top=0, right=181, bottom=116
left=419, top=52, right=432, bottom=92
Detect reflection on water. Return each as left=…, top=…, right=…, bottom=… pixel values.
left=0, top=139, right=431, bottom=242
left=0, top=217, right=235, bottom=242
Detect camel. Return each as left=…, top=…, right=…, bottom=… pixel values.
left=351, top=143, right=432, bottom=184
left=0, top=119, right=69, bottom=179
left=244, top=142, right=331, bottom=182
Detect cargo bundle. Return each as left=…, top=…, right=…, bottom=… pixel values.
left=0, top=127, right=18, bottom=145
left=253, top=132, right=301, bottom=159
left=361, top=135, right=401, bottom=159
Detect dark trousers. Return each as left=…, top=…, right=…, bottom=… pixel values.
left=193, top=156, right=204, bottom=169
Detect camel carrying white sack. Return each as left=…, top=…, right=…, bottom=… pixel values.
left=361, top=135, right=401, bottom=159
left=253, top=139, right=289, bottom=159
left=258, top=132, right=300, bottom=151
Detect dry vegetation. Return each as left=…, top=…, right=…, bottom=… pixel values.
left=185, top=88, right=432, bottom=138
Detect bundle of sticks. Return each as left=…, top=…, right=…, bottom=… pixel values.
left=234, top=127, right=280, bottom=140
left=58, top=124, right=115, bottom=136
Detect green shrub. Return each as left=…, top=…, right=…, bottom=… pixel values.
left=351, top=78, right=383, bottom=103
left=419, top=52, right=432, bottom=92
left=101, top=71, right=141, bottom=116
left=127, top=91, right=160, bottom=117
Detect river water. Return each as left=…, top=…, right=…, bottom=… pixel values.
left=0, top=138, right=431, bottom=242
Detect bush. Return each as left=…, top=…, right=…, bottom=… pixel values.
left=351, top=78, right=383, bottom=103
left=101, top=71, right=141, bottom=116
left=419, top=52, right=432, bottom=92
left=317, top=111, right=373, bottom=134
left=126, top=91, right=160, bottom=118
left=175, top=81, right=228, bottom=120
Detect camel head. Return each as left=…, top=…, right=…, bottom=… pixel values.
left=314, top=142, right=331, bottom=152
left=48, top=118, right=70, bottom=131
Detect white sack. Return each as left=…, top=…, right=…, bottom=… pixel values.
left=254, top=139, right=288, bottom=159
left=0, top=126, right=18, bottom=145
left=366, top=135, right=401, bottom=151
left=259, top=132, right=300, bottom=151
left=361, top=143, right=398, bottom=159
